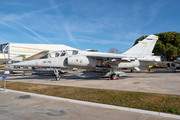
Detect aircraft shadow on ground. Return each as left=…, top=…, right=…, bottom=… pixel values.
left=5, top=75, right=54, bottom=81
left=61, top=75, right=108, bottom=81
left=5, top=74, right=134, bottom=81
left=3, top=69, right=179, bottom=82
left=124, top=70, right=180, bottom=73
left=3, top=71, right=163, bottom=81
left=146, top=70, right=180, bottom=73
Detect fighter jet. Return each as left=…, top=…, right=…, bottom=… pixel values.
left=12, top=35, right=161, bottom=80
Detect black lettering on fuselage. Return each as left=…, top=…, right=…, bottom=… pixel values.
left=43, top=61, right=51, bottom=64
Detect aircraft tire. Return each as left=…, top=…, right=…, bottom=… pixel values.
left=111, top=74, right=117, bottom=80
left=56, top=77, right=60, bottom=81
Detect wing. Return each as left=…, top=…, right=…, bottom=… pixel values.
left=85, top=53, right=131, bottom=68
left=86, top=53, right=132, bottom=63
left=86, top=54, right=128, bottom=59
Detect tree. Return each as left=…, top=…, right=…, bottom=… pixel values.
left=153, top=41, right=166, bottom=55
left=108, top=48, right=121, bottom=54
left=165, top=43, right=177, bottom=61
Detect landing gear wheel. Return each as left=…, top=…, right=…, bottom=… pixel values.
left=110, top=74, right=118, bottom=80
left=22, top=71, right=25, bottom=77
left=53, top=68, right=61, bottom=81
left=22, top=73, right=25, bottom=77
left=56, top=76, right=60, bottom=81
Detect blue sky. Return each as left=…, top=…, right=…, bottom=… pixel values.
left=0, top=0, right=180, bottom=52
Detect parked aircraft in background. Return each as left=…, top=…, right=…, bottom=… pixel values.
left=174, top=57, right=180, bottom=64
left=157, top=57, right=180, bottom=72
left=12, top=35, right=161, bottom=80
left=0, top=59, right=10, bottom=64
left=0, top=57, right=23, bottom=67
left=0, top=57, right=23, bottom=73
left=171, top=57, right=180, bottom=72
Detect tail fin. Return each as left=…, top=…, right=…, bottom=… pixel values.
left=123, top=35, right=158, bottom=55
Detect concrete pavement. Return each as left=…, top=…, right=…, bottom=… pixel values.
left=0, top=90, right=179, bottom=120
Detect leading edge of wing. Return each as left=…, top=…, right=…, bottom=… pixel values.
left=86, top=54, right=128, bottom=59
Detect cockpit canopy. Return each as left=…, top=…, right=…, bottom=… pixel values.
left=40, top=50, right=79, bottom=59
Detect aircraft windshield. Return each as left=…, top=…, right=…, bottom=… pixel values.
left=39, top=50, right=79, bottom=59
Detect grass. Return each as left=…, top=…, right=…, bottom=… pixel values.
left=1, top=81, right=180, bottom=115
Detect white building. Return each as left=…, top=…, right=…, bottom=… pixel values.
left=0, top=43, right=78, bottom=59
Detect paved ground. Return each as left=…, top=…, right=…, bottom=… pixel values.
left=3, top=69, right=180, bottom=96
left=0, top=90, right=178, bottom=120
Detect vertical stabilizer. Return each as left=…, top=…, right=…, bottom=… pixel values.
left=123, top=35, right=158, bottom=55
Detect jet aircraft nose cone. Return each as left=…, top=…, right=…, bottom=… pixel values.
left=11, top=60, right=38, bottom=67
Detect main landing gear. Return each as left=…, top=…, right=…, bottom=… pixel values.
left=110, top=73, right=119, bottom=80
left=109, top=68, right=119, bottom=80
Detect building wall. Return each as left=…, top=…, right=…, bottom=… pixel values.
left=0, top=43, right=78, bottom=59
left=10, top=46, right=46, bottom=57
left=0, top=54, right=8, bottom=59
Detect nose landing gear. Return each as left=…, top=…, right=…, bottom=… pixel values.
left=53, top=68, right=61, bottom=81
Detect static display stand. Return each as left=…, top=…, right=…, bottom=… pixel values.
left=0, top=74, right=9, bottom=92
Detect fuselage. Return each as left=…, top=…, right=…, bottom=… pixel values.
left=12, top=50, right=160, bottom=71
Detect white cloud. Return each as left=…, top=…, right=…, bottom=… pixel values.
left=0, top=22, right=45, bottom=44
left=10, top=20, right=52, bottom=44
left=0, top=0, right=179, bottom=52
